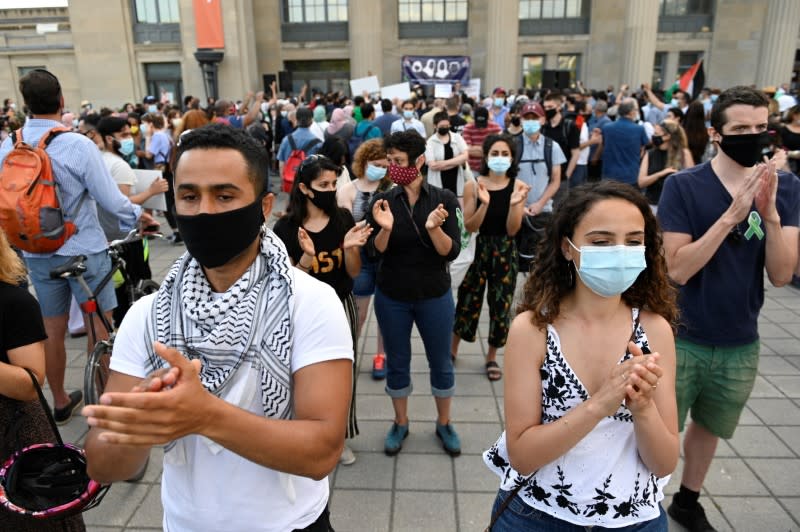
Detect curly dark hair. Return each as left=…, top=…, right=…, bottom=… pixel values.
left=518, top=181, right=678, bottom=330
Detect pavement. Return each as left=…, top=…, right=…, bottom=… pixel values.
left=51, top=195, right=800, bottom=531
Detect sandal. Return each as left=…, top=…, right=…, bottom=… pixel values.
left=485, top=360, right=503, bottom=381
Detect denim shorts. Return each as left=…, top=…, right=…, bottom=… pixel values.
left=353, top=248, right=378, bottom=297
left=490, top=489, right=667, bottom=531
left=25, top=251, right=117, bottom=318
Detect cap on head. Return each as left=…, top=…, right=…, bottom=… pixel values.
left=520, top=102, right=545, bottom=118
left=493, top=87, right=507, bottom=96
left=143, top=95, right=157, bottom=104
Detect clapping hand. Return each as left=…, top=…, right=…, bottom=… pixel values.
left=510, top=181, right=531, bottom=206
left=298, top=227, right=316, bottom=257
left=477, top=181, right=490, bottom=205
left=425, top=203, right=448, bottom=230
left=755, top=157, right=780, bottom=224
left=623, top=341, right=663, bottom=415
left=372, top=199, right=394, bottom=231
left=343, top=220, right=373, bottom=249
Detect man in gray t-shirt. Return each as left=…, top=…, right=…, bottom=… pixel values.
left=516, top=102, right=566, bottom=215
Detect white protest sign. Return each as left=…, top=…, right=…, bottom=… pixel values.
left=380, top=82, right=411, bottom=102
left=133, top=170, right=167, bottom=211
left=464, top=78, right=481, bottom=99
left=434, top=83, right=453, bottom=98
left=349, top=75, right=380, bottom=96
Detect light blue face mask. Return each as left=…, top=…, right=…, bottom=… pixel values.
left=568, top=238, right=646, bottom=297
left=494, top=97, right=505, bottom=108
left=522, top=119, right=541, bottom=136
left=403, top=110, right=414, bottom=120
left=119, top=138, right=135, bottom=156
left=365, top=163, right=387, bottom=181
left=487, top=156, right=511, bottom=174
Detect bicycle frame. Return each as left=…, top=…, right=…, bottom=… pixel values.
left=74, top=247, right=131, bottom=341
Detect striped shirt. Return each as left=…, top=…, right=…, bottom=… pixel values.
left=0, top=118, right=141, bottom=257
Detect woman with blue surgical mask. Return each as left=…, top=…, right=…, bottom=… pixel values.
left=337, top=139, right=392, bottom=381
left=451, top=134, right=530, bottom=381
left=484, top=180, right=679, bottom=532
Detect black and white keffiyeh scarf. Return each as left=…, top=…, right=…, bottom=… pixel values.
left=143, top=228, right=294, bottom=426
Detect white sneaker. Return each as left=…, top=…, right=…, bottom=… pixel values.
left=339, top=444, right=356, bottom=465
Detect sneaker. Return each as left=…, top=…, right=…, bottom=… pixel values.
left=372, top=353, right=387, bottom=380
left=667, top=493, right=716, bottom=531
left=54, top=390, right=83, bottom=425
left=435, top=422, right=461, bottom=457
left=339, top=444, right=356, bottom=466
left=384, top=423, right=409, bottom=456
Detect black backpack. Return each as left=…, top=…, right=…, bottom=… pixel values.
left=515, top=134, right=555, bottom=181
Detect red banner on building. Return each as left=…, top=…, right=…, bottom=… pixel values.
left=194, top=0, right=224, bottom=49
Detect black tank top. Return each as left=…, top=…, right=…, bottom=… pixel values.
left=477, top=177, right=514, bottom=236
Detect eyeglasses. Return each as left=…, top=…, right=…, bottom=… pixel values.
left=299, top=154, right=326, bottom=172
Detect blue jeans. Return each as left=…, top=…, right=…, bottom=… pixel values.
left=373, top=286, right=455, bottom=398
left=490, top=489, right=667, bottom=532
left=570, top=165, right=588, bottom=188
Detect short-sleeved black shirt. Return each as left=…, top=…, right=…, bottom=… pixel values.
left=543, top=118, right=580, bottom=174
left=273, top=210, right=356, bottom=300
left=1, top=282, right=46, bottom=364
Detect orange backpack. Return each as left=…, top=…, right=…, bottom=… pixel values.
left=0, top=127, right=81, bottom=253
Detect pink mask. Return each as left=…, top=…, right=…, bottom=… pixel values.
left=388, top=164, right=419, bottom=186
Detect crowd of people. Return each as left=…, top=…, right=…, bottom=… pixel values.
left=1, top=67, right=799, bottom=532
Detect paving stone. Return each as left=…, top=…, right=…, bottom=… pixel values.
left=758, top=356, right=800, bottom=375
left=728, top=426, right=794, bottom=457
left=762, top=339, right=800, bottom=356
left=759, top=322, right=794, bottom=339
left=714, top=496, right=795, bottom=531
left=736, top=405, right=764, bottom=426
left=329, top=489, right=391, bottom=532
left=767, top=376, right=800, bottom=398
left=453, top=372, right=496, bottom=396
left=702, top=458, right=769, bottom=496
left=452, top=354, right=494, bottom=375
left=779, top=497, right=800, bottom=527
left=356, top=393, right=396, bottom=420
left=713, top=438, right=737, bottom=458
left=451, top=395, right=502, bottom=423
left=334, top=451, right=395, bottom=490
left=747, top=398, right=800, bottom=425
left=392, top=491, right=456, bottom=532
left=455, top=454, right=499, bottom=493
left=395, top=453, right=454, bottom=491
left=749, top=375, right=783, bottom=398
left=126, top=484, right=163, bottom=528
left=452, top=421, right=503, bottom=455
left=662, top=458, right=684, bottom=496
left=82, top=481, right=150, bottom=527
left=773, top=426, right=800, bottom=455
left=347, top=420, right=394, bottom=453
left=746, top=458, right=800, bottom=496
left=457, top=492, right=496, bottom=531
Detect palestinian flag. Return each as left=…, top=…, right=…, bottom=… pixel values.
left=665, top=60, right=705, bottom=102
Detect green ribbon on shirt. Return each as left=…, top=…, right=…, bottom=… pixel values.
left=744, top=211, right=765, bottom=240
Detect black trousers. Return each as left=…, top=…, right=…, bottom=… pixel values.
left=293, top=505, right=334, bottom=532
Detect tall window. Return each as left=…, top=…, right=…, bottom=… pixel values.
left=284, top=0, right=348, bottom=22
left=18, top=66, right=46, bottom=78
left=398, top=0, right=468, bottom=22
left=519, top=0, right=585, bottom=19
left=522, top=55, right=544, bottom=89
left=678, top=51, right=702, bottom=74
left=135, top=0, right=179, bottom=24
left=660, top=0, right=714, bottom=16
left=557, top=54, right=580, bottom=85
left=652, top=52, right=667, bottom=90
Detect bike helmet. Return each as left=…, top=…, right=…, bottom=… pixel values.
left=0, top=442, right=108, bottom=518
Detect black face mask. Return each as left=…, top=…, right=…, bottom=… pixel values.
left=510, top=116, right=521, bottom=127
left=307, top=188, right=337, bottom=212
left=545, top=108, right=558, bottom=121
left=717, top=131, right=771, bottom=168
left=651, top=135, right=664, bottom=147
left=176, top=199, right=264, bottom=269
left=437, top=127, right=450, bottom=136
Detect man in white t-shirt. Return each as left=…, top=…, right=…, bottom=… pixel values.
left=83, top=124, right=353, bottom=532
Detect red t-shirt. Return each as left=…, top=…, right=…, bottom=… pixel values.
left=462, top=121, right=502, bottom=172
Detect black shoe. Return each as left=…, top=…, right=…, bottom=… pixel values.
left=54, top=390, right=84, bottom=425
left=667, top=493, right=716, bottom=531
left=790, top=275, right=800, bottom=290
left=168, top=233, right=183, bottom=245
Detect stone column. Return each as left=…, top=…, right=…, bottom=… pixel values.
left=485, top=0, right=519, bottom=93
left=348, top=0, right=383, bottom=81
left=756, top=0, right=800, bottom=86
left=620, top=0, right=659, bottom=87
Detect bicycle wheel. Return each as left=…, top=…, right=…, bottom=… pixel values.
left=84, top=340, right=113, bottom=406
left=136, top=279, right=160, bottom=300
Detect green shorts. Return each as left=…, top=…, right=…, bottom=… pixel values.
left=675, top=338, right=760, bottom=439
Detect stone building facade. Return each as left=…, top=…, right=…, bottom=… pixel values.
left=1, top=0, right=798, bottom=111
